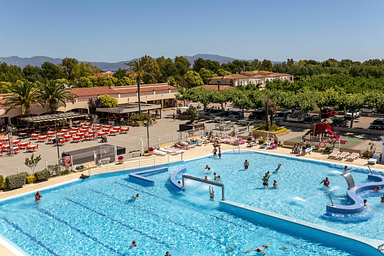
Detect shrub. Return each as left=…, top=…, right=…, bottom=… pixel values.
left=35, top=169, right=51, bottom=181
left=131, top=113, right=150, bottom=121
left=26, top=175, right=37, bottom=184
left=59, top=170, right=70, bottom=176
left=144, top=149, right=149, bottom=153
left=259, top=138, right=266, bottom=144
left=0, top=175, right=4, bottom=189
left=6, top=173, right=28, bottom=189
left=324, top=147, right=332, bottom=153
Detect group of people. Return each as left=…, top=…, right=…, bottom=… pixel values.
left=260, top=170, right=278, bottom=189
left=212, top=143, right=222, bottom=158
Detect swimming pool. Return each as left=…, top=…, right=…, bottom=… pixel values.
left=172, top=150, right=384, bottom=240
left=0, top=150, right=382, bottom=255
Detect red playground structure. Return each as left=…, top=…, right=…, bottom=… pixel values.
left=306, top=122, right=347, bottom=144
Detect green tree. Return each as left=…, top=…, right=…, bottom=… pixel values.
left=22, top=65, right=44, bottom=83
left=113, top=68, right=128, bottom=79
left=126, top=58, right=154, bottom=114
left=4, top=81, right=42, bottom=116
left=261, top=59, right=273, bottom=71
left=41, top=62, right=64, bottom=80
left=174, top=56, right=191, bottom=76
left=217, top=69, right=231, bottom=76
left=187, top=107, right=198, bottom=123
left=39, top=80, right=74, bottom=113
left=199, top=68, right=217, bottom=84
left=77, top=77, right=94, bottom=87
left=60, top=57, right=79, bottom=80
left=99, top=94, right=118, bottom=108
left=25, top=154, right=42, bottom=174
left=184, top=71, right=203, bottom=88
left=140, top=55, right=161, bottom=84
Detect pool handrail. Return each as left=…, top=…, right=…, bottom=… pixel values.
left=182, top=174, right=225, bottom=200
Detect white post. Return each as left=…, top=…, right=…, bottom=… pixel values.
left=283, top=134, right=285, bottom=144
left=71, top=155, right=73, bottom=171
left=17, top=167, right=19, bottom=174
left=114, top=146, right=117, bottom=162
left=140, top=138, right=144, bottom=156
left=94, top=150, right=97, bottom=164
left=45, top=161, right=48, bottom=169
left=158, top=137, right=160, bottom=149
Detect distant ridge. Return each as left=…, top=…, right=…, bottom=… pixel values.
left=0, top=54, right=260, bottom=71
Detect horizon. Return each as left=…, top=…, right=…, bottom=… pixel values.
left=1, top=1, right=383, bottom=62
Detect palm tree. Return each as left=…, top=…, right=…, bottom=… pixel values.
left=4, top=81, right=42, bottom=116
left=39, top=81, right=74, bottom=113
left=125, top=59, right=152, bottom=114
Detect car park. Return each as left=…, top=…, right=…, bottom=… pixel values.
left=227, top=111, right=244, bottom=119
left=199, top=108, right=224, bottom=116
left=369, top=119, right=384, bottom=130
left=332, top=117, right=348, bottom=127
left=286, top=111, right=307, bottom=122
left=321, top=108, right=336, bottom=118
left=345, top=109, right=361, bottom=119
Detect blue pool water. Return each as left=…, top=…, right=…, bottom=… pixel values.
left=0, top=150, right=381, bottom=255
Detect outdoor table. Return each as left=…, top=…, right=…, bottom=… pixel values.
left=47, top=131, right=56, bottom=136
left=77, top=132, right=85, bottom=136
left=19, top=142, right=29, bottom=148
left=18, top=133, right=27, bottom=139
left=97, top=132, right=106, bottom=137
left=64, top=134, right=72, bottom=140
left=102, top=128, right=110, bottom=132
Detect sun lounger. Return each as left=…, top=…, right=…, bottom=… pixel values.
left=336, top=152, right=350, bottom=160
left=346, top=153, right=360, bottom=162
left=368, top=155, right=380, bottom=165
left=153, top=149, right=166, bottom=156
left=266, top=143, right=277, bottom=149
left=328, top=149, right=339, bottom=159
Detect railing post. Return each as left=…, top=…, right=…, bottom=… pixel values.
left=168, top=154, right=170, bottom=164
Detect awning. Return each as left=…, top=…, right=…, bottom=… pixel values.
left=96, top=103, right=162, bottom=114
left=19, top=112, right=89, bottom=123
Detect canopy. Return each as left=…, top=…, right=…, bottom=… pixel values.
left=19, top=112, right=88, bottom=123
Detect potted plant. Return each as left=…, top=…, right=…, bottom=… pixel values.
left=143, top=149, right=150, bottom=156
left=148, top=147, right=154, bottom=155
left=118, top=155, right=124, bottom=164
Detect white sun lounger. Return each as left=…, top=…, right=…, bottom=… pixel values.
left=336, top=152, right=350, bottom=160
left=368, top=155, right=380, bottom=165
left=346, top=153, right=360, bottom=162
left=153, top=149, right=166, bottom=156
left=328, top=149, right=339, bottom=159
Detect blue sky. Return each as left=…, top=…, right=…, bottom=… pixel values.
left=0, top=0, right=383, bottom=62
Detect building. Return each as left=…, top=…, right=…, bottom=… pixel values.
left=0, top=83, right=178, bottom=124
left=209, top=70, right=293, bottom=88
left=93, top=71, right=115, bottom=78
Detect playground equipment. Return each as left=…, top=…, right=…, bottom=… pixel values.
left=305, top=122, right=347, bottom=144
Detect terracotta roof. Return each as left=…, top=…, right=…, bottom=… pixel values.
left=241, top=70, right=291, bottom=77
left=93, top=71, right=115, bottom=78
left=71, top=83, right=177, bottom=98
left=210, top=74, right=250, bottom=80
left=202, top=85, right=235, bottom=91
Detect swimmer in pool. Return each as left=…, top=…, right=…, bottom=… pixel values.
left=344, top=166, right=348, bottom=172
left=381, top=196, right=384, bottom=203
left=260, top=176, right=269, bottom=188
left=364, top=199, right=367, bottom=207
left=132, top=194, right=139, bottom=200
left=204, top=165, right=209, bottom=171
left=205, top=176, right=208, bottom=180
left=274, top=163, right=282, bottom=173
left=374, top=186, right=381, bottom=192
left=244, top=160, right=249, bottom=169
left=128, top=240, right=137, bottom=249
left=35, top=191, right=42, bottom=203
left=209, top=186, right=214, bottom=199
left=273, top=180, right=278, bottom=188
left=213, top=172, right=218, bottom=180
left=245, top=242, right=271, bottom=255
left=319, top=177, right=330, bottom=187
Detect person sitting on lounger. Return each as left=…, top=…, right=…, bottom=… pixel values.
left=245, top=242, right=271, bottom=255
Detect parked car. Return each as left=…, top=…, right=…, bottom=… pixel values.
left=217, top=111, right=230, bottom=117
left=332, top=117, right=347, bottom=127
left=248, top=109, right=266, bottom=120
left=369, top=119, right=384, bottom=130
left=303, top=115, right=321, bottom=124
left=321, top=108, right=336, bottom=118
left=286, top=112, right=308, bottom=122
left=273, top=110, right=291, bottom=122
left=227, top=111, right=244, bottom=119
left=199, top=108, right=224, bottom=116
left=360, top=106, right=378, bottom=114
left=345, top=109, right=360, bottom=119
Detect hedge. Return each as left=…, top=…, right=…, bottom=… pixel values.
left=26, top=175, right=37, bottom=184
left=6, top=173, right=28, bottom=189
left=0, top=175, right=4, bottom=189
left=35, top=169, right=51, bottom=181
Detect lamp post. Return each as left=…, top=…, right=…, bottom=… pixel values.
left=7, top=124, right=13, bottom=156
left=146, top=119, right=150, bottom=150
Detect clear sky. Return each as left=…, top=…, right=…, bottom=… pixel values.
left=0, top=0, right=383, bottom=62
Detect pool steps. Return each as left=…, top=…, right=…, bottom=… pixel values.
left=128, top=167, right=168, bottom=186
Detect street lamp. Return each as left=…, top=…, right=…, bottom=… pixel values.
left=7, top=124, right=13, bottom=156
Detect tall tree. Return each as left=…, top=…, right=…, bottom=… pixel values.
left=39, top=81, right=74, bottom=113
left=126, top=59, right=154, bottom=114
left=61, top=57, right=79, bottom=80
left=4, top=81, right=42, bottom=116
left=140, top=55, right=161, bottom=84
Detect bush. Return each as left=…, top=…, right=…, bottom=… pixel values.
left=259, top=138, right=266, bottom=144
left=59, top=170, right=70, bottom=176
left=26, top=175, right=37, bottom=184
left=6, top=173, right=28, bottom=189
left=35, top=169, right=51, bottom=181
left=0, top=175, right=4, bottom=189
left=131, top=113, right=150, bottom=121
left=324, top=147, right=332, bottom=153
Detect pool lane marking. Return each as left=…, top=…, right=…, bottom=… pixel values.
left=88, top=189, right=230, bottom=251
left=65, top=198, right=182, bottom=253
left=113, top=182, right=327, bottom=256
left=37, top=208, right=124, bottom=256
left=2, top=217, right=59, bottom=256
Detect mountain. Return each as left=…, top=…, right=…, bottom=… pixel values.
left=0, top=54, right=259, bottom=71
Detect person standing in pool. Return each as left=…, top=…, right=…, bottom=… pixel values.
left=274, top=163, right=282, bottom=173
left=209, top=186, right=214, bottom=200
left=319, top=177, right=330, bottom=187
left=218, top=148, right=222, bottom=159
left=35, top=191, right=42, bottom=203
left=244, top=160, right=249, bottom=169
left=273, top=180, right=278, bottom=188
left=245, top=242, right=271, bottom=255
left=260, top=175, right=269, bottom=188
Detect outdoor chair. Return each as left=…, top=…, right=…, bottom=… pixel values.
left=346, top=153, right=360, bottom=162
left=336, top=152, right=350, bottom=160
left=328, top=149, right=339, bottom=159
